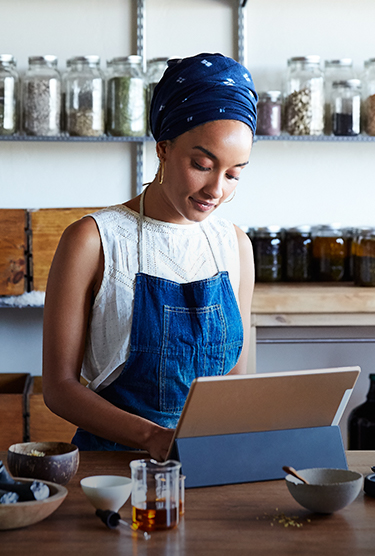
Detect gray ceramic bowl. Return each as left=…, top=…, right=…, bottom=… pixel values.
left=7, top=442, right=79, bottom=486
left=285, top=467, right=363, bottom=514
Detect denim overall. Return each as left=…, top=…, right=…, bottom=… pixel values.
left=72, top=191, right=243, bottom=450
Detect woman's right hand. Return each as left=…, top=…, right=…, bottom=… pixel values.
left=145, top=425, right=175, bottom=461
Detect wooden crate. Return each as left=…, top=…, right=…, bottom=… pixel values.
left=0, top=373, right=31, bottom=450
left=27, top=376, right=77, bottom=443
left=30, top=207, right=100, bottom=292
left=0, top=209, right=28, bottom=296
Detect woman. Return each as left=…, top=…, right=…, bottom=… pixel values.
left=42, top=53, right=258, bottom=461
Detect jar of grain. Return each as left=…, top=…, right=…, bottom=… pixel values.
left=0, top=55, right=18, bottom=135
left=106, top=55, right=147, bottom=137
left=331, top=79, right=361, bottom=136
left=22, top=55, right=61, bottom=136
left=353, top=227, right=375, bottom=286
left=364, top=59, right=375, bottom=136
left=253, top=226, right=284, bottom=282
left=324, top=59, right=354, bottom=135
left=65, top=56, right=105, bottom=137
left=312, top=224, right=347, bottom=281
left=256, top=91, right=282, bottom=136
left=284, top=56, right=324, bottom=136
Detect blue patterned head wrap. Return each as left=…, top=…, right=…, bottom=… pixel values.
left=150, top=52, right=258, bottom=142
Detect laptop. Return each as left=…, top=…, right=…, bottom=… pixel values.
left=166, top=366, right=360, bottom=486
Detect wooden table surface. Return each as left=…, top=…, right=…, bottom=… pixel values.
left=1, top=450, right=375, bottom=556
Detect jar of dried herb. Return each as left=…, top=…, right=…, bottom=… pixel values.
left=22, top=55, right=61, bottom=136
left=65, top=56, right=105, bottom=137
left=285, top=225, right=313, bottom=282
left=364, top=59, right=375, bottom=136
left=253, top=226, right=284, bottom=282
left=106, top=55, right=147, bottom=137
left=146, top=57, right=169, bottom=135
left=0, top=55, right=18, bottom=135
left=284, top=56, right=324, bottom=136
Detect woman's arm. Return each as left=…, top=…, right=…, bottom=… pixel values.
left=229, top=225, right=255, bottom=375
left=42, top=216, right=174, bottom=460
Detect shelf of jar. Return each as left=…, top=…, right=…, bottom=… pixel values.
left=0, top=134, right=155, bottom=142
left=255, top=134, right=375, bottom=142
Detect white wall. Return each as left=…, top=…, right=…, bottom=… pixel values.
left=1, top=0, right=375, bottom=443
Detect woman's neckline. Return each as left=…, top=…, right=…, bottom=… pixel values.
left=118, top=203, right=205, bottom=230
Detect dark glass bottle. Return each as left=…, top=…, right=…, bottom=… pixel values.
left=348, top=374, right=375, bottom=449
left=253, top=226, right=284, bottom=282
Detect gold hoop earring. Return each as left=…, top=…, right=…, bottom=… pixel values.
left=224, top=190, right=236, bottom=203
left=158, top=160, right=165, bottom=185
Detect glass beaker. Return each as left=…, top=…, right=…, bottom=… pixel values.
left=130, top=459, right=181, bottom=532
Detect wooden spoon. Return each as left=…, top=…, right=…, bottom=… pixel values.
left=282, top=466, right=309, bottom=484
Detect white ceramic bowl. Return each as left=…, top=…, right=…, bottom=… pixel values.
left=285, top=467, right=363, bottom=514
left=80, top=475, right=132, bottom=512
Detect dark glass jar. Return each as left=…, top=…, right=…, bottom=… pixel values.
left=324, top=59, right=354, bottom=135
left=285, top=225, right=312, bottom=282
left=348, top=374, right=375, bottom=449
left=312, top=224, right=347, bottom=281
left=331, top=79, right=361, bottom=136
left=253, top=226, right=284, bottom=282
left=353, top=227, right=375, bottom=286
left=256, top=91, right=282, bottom=136
left=342, top=227, right=355, bottom=281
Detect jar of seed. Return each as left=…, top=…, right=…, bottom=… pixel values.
left=353, top=227, right=375, bottom=286
left=324, top=59, right=354, bottom=135
left=256, top=91, right=282, bottom=136
left=0, top=55, right=19, bottom=135
left=253, top=226, right=284, bottom=282
left=284, top=226, right=313, bottom=282
left=364, top=59, right=375, bottom=136
left=107, top=55, right=147, bottom=137
left=65, top=56, right=105, bottom=137
left=284, top=56, right=324, bottom=136
left=22, top=55, right=61, bottom=136
left=331, top=79, right=361, bottom=136
left=312, top=224, right=347, bottom=281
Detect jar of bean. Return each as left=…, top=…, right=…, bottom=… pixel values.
left=65, top=56, right=105, bottom=137
left=285, top=225, right=313, bottom=282
left=253, top=226, right=284, bottom=282
left=331, top=79, right=361, bottom=136
left=284, top=56, right=324, bottom=136
left=107, top=55, right=147, bottom=137
left=0, top=55, right=19, bottom=135
left=324, top=59, right=354, bottom=135
left=353, top=227, right=375, bottom=286
left=256, top=91, right=282, bottom=136
left=22, top=55, right=61, bottom=136
left=312, top=224, right=347, bottom=281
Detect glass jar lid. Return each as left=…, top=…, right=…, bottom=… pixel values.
left=0, top=54, right=16, bottom=65
left=288, top=55, right=321, bottom=66
left=28, top=55, right=58, bottom=66
left=313, top=223, right=344, bottom=236
left=286, top=225, right=312, bottom=235
left=108, top=55, right=142, bottom=66
left=254, top=225, right=283, bottom=236
left=258, top=90, right=282, bottom=102
left=324, top=58, right=353, bottom=68
left=69, top=55, right=100, bottom=66
left=148, top=57, right=169, bottom=64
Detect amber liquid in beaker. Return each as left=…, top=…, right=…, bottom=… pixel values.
left=132, top=502, right=178, bottom=531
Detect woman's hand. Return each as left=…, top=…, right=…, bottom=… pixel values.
left=144, top=426, right=175, bottom=461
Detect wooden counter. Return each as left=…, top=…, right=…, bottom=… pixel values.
left=1, top=450, right=374, bottom=556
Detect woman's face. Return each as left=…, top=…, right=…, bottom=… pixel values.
left=155, top=119, right=253, bottom=225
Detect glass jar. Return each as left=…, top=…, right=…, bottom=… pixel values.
left=284, top=225, right=312, bottom=282
left=312, top=224, right=347, bottom=281
left=284, top=56, right=324, bottom=136
left=22, top=55, right=61, bottom=136
left=146, top=57, right=169, bottom=135
left=324, top=59, right=354, bottom=135
left=364, top=59, right=375, bottom=136
left=256, top=91, right=282, bottom=136
left=348, top=374, right=375, bottom=449
left=65, top=55, right=105, bottom=137
left=106, top=55, right=147, bottom=137
left=353, top=227, right=375, bottom=286
left=331, top=79, right=361, bottom=136
left=253, top=226, right=284, bottom=282
left=0, top=55, right=18, bottom=135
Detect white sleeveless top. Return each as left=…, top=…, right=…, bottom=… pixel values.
left=82, top=204, right=241, bottom=391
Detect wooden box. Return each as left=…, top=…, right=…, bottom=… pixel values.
left=27, top=376, right=77, bottom=443
left=29, top=207, right=100, bottom=292
left=0, top=373, right=31, bottom=450
left=0, top=209, right=28, bottom=296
